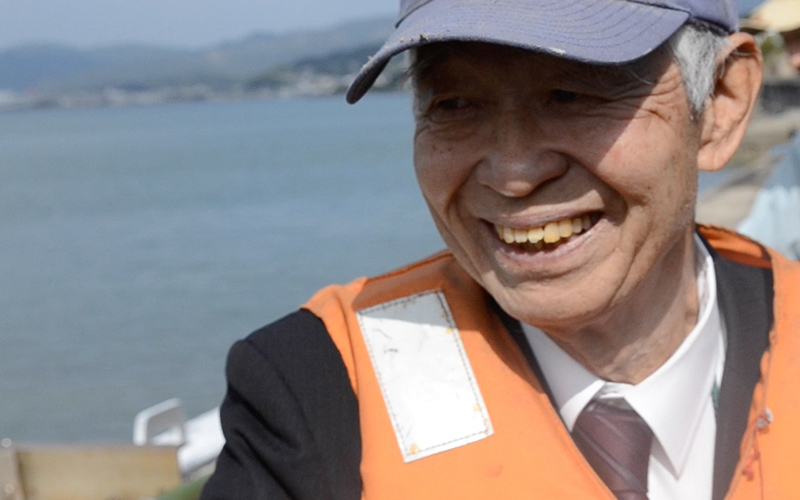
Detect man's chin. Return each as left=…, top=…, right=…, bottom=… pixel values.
left=485, top=280, right=611, bottom=333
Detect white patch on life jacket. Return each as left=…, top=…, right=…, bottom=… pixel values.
left=357, top=290, right=493, bottom=462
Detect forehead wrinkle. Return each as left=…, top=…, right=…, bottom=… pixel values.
left=555, top=54, right=668, bottom=95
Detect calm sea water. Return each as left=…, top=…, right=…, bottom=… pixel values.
left=0, top=94, right=728, bottom=442
left=0, top=94, right=443, bottom=441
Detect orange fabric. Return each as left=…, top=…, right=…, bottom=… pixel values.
left=303, top=227, right=800, bottom=499
left=722, top=236, right=800, bottom=500
left=700, top=225, right=773, bottom=269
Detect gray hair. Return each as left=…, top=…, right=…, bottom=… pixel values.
left=668, top=21, right=731, bottom=116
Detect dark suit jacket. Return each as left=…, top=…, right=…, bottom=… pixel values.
left=200, top=241, right=774, bottom=500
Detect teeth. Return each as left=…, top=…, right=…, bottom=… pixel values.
left=558, top=219, right=572, bottom=238
left=543, top=222, right=560, bottom=243
left=527, top=227, right=544, bottom=244
left=495, top=215, right=593, bottom=247
left=502, top=226, right=515, bottom=244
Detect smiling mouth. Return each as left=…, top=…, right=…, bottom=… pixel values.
left=494, top=213, right=600, bottom=251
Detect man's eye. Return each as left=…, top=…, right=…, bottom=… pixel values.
left=423, top=97, right=478, bottom=123
left=551, top=89, right=581, bottom=103
left=434, top=97, right=470, bottom=111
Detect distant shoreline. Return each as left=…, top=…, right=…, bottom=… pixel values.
left=0, top=85, right=407, bottom=114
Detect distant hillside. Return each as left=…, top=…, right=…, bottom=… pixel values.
left=0, top=15, right=395, bottom=94
left=0, top=45, right=107, bottom=90
left=246, top=42, right=407, bottom=96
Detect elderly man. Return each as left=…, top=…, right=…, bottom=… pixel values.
left=201, top=1, right=800, bottom=499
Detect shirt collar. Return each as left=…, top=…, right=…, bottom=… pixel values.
left=522, top=235, right=724, bottom=476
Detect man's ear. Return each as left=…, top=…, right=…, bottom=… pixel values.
left=697, top=32, right=763, bottom=172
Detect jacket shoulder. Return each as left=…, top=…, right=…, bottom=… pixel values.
left=202, top=310, right=361, bottom=500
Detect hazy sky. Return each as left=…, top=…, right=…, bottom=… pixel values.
left=0, top=0, right=396, bottom=50
left=0, top=0, right=768, bottom=51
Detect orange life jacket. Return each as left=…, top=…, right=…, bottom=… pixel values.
left=304, top=225, right=800, bottom=499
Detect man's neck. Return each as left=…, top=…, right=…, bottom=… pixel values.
left=546, top=234, right=700, bottom=384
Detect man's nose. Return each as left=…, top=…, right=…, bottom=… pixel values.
left=476, top=115, right=569, bottom=198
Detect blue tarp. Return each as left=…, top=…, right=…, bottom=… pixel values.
left=739, top=0, right=766, bottom=17
left=738, top=134, right=800, bottom=260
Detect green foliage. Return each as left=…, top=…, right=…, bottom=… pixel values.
left=155, top=476, right=209, bottom=500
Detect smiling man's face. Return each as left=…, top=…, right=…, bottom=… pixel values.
left=413, top=42, right=703, bottom=338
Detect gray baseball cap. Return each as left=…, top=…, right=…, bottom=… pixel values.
left=346, top=0, right=739, bottom=103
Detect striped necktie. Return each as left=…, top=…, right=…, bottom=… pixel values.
left=572, top=400, right=654, bottom=500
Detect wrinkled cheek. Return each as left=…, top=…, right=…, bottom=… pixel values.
left=417, top=184, right=465, bottom=252
left=594, top=148, right=655, bottom=207
left=413, top=164, right=445, bottom=217
left=414, top=140, right=466, bottom=215
left=414, top=141, right=482, bottom=273
left=604, top=127, right=690, bottom=192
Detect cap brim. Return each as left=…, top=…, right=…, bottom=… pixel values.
left=347, top=0, right=689, bottom=103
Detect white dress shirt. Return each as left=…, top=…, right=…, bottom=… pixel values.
left=522, top=237, right=726, bottom=500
